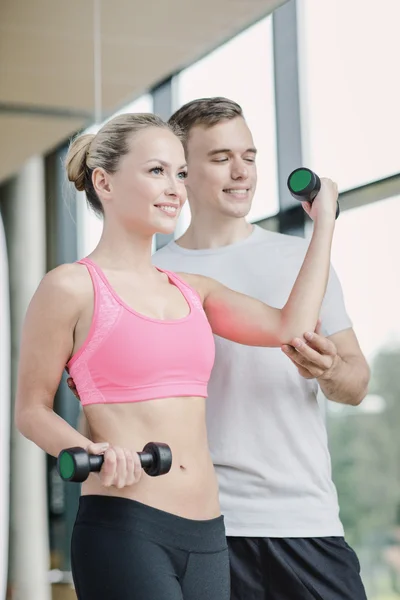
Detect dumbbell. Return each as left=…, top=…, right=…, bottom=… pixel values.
left=287, top=167, right=340, bottom=219
left=57, top=442, right=172, bottom=483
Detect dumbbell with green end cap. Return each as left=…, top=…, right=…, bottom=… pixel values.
left=287, top=167, right=340, bottom=219
left=57, top=442, right=172, bottom=483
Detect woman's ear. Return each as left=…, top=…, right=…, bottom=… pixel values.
left=92, top=167, right=112, bottom=199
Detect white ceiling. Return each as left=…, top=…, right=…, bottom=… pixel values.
left=0, top=0, right=287, bottom=184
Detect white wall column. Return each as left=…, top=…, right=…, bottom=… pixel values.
left=2, top=156, right=51, bottom=600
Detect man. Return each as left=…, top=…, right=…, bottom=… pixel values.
left=152, top=97, right=370, bottom=599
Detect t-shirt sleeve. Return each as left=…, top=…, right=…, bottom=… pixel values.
left=319, top=265, right=353, bottom=337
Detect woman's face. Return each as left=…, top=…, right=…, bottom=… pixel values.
left=94, top=127, right=188, bottom=236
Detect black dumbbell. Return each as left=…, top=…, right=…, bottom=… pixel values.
left=57, top=442, right=172, bottom=483
left=287, top=167, right=340, bottom=219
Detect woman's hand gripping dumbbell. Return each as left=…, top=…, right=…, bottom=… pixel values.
left=287, top=167, right=340, bottom=220
left=57, top=441, right=172, bottom=486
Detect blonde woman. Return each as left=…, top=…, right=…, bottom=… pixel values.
left=15, top=113, right=338, bottom=600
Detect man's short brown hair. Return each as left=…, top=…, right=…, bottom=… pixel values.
left=168, top=97, right=244, bottom=151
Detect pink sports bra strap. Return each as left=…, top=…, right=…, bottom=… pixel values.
left=77, top=257, right=118, bottom=300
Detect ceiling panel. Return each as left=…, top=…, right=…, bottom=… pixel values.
left=0, top=0, right=287, bottom=183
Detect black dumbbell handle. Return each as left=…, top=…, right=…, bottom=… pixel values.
left=58, top=441, right=173, bottom=482
left=88, top=451, right=154, bottom=473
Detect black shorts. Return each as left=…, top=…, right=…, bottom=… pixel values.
left=71, top=495, right=230, bottom=600
left=228, top=536, right=367, bottom=600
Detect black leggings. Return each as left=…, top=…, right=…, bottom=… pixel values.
left=71, top=495, right=230, bottom=600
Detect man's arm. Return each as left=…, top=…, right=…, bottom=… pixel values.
left=282, top=325, right=370, bottom=406
left=318, top=328, right=370, bottom=405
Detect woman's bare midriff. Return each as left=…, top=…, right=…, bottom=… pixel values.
left=81, top=395, right=221, bottom=520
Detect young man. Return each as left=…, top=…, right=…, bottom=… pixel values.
left=152, top=97, right=370, bottom=599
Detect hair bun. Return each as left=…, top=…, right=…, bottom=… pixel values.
left=65, top=133, right=95, bottom=191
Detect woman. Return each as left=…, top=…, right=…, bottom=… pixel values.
left=15, top=113, right=338, bottom=600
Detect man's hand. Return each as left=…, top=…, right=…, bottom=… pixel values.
left=67, top=377, right=81, bottom=401
left=281, top=320, right=340, bottom=380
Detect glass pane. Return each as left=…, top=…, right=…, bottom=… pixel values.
left=77, top=94, right=154, bottom=257
left=313, top=197, right=400, bottom=599
left=174, top=16, right=279, bottom=223
left=298, top=0, right=400, bottom=191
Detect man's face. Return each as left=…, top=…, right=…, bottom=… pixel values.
left=184, top=117, right=257, bottom=219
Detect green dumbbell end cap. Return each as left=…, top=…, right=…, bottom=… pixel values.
left=289, top=169, right=312, bottom=193
left=59, top=452, right=75, bottom=480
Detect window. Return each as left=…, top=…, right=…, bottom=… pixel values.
left=298, top=0, right=400, bottom=191
left=330, top=197, right=400, bottom=359
left=174, top=16, right=279, bottom=225
left=312, top=197, right=400, bottom=598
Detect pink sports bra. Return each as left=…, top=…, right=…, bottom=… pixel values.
left=67, top=258, right=215, bottom=406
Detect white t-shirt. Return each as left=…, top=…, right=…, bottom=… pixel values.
left=153, top=225, right=352, bottom=537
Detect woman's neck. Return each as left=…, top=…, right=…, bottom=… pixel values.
left=89, top=222, right=155, bottom=274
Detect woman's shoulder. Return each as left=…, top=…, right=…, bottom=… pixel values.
left=36, top=262, right=93, bottom=309
left=43, top=262, right=90, bottom=289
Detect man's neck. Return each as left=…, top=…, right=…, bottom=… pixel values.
left=176, top=216, right=253, bottom=250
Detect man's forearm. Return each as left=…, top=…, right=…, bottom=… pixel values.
left=318, top=355, right=370, bottom=406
